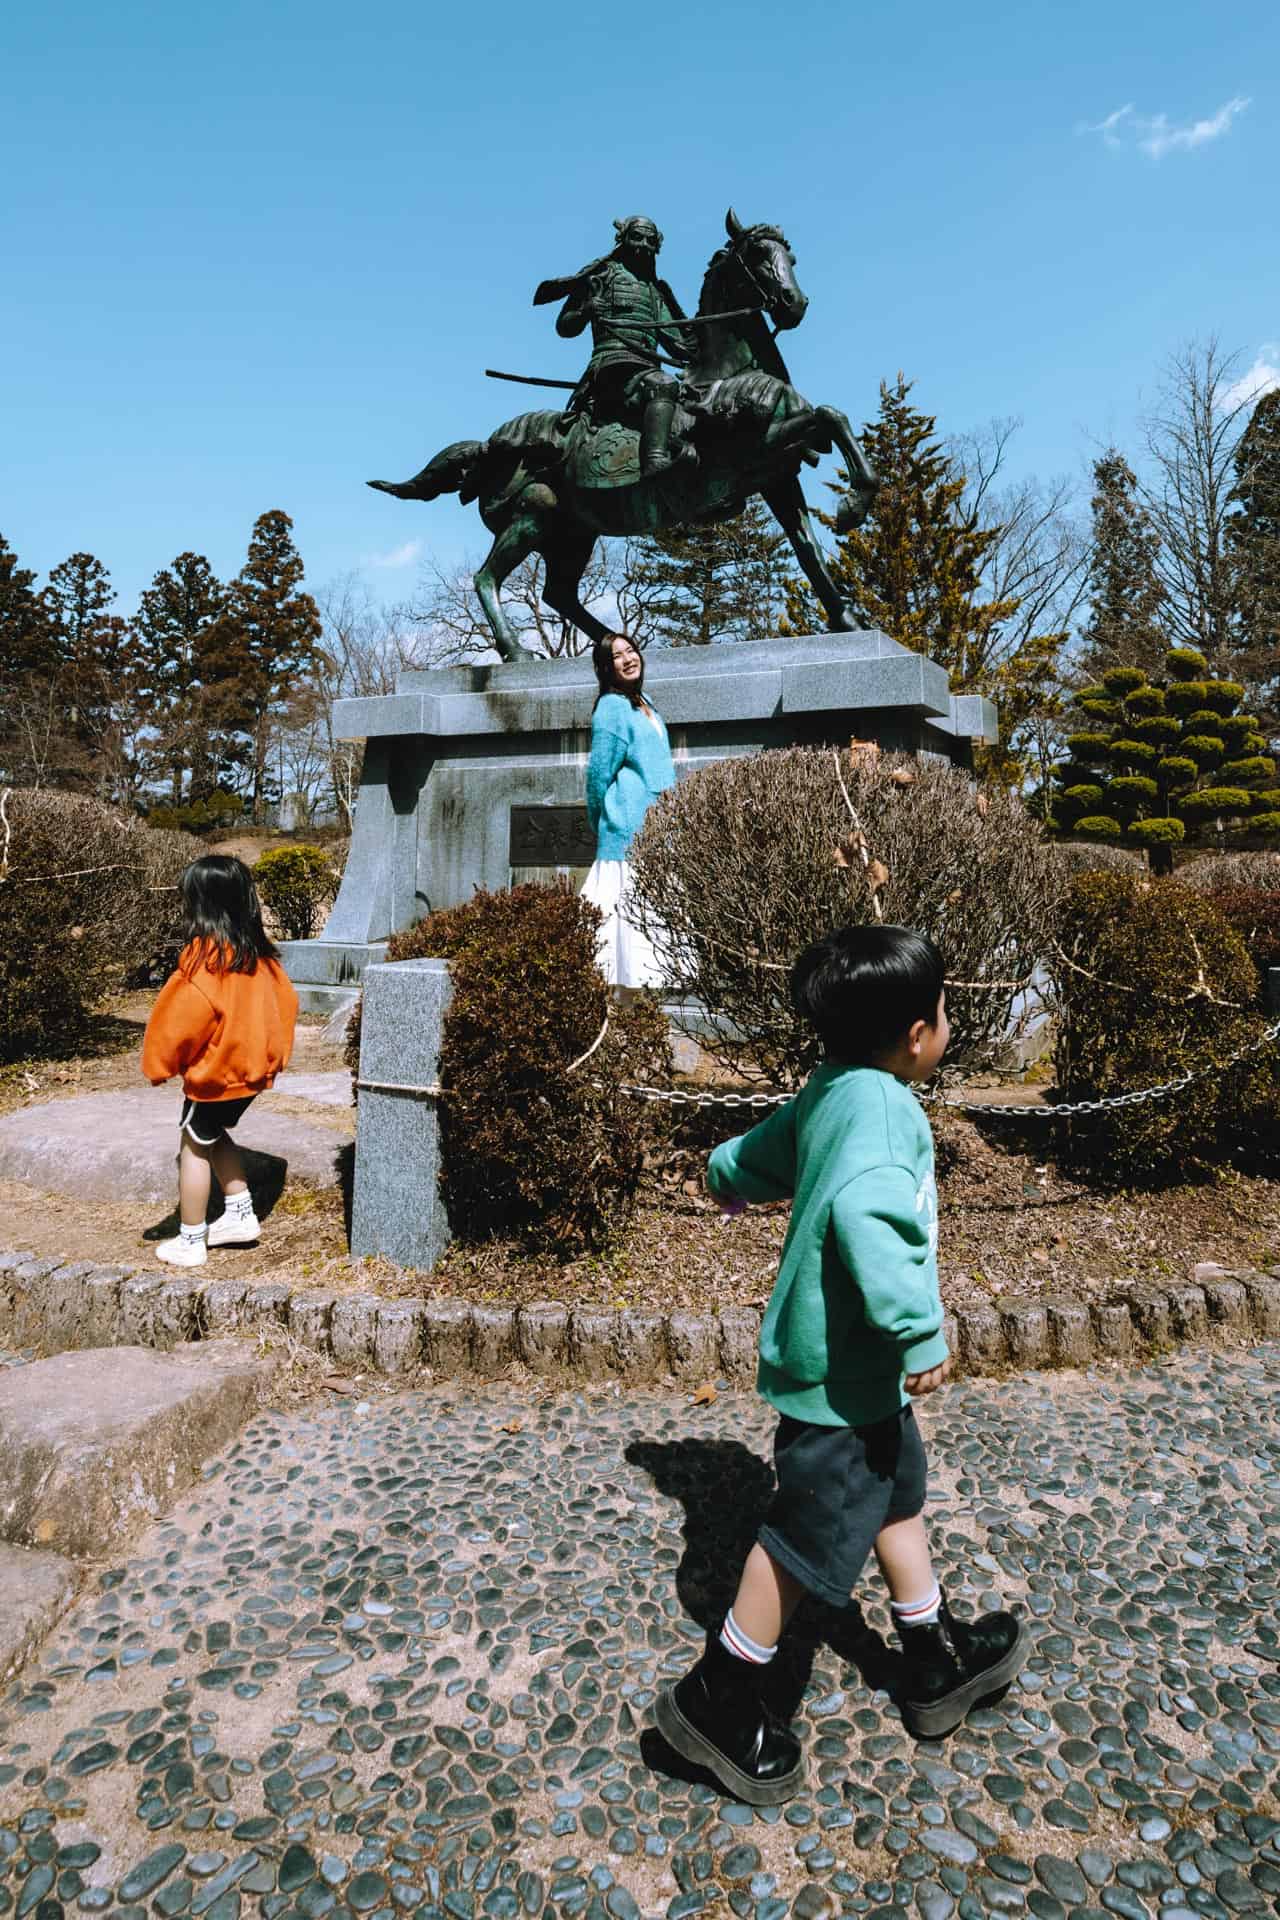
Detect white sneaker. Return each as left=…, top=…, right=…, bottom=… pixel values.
left=207, top=1209, right=261, bottom=1248
left=156, top=1234, right=207, bottom=1267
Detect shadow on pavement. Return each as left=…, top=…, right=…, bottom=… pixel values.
left=625, top=1434, right=907, bottom=1779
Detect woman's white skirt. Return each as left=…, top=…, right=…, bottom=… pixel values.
left=580, top=859, right=664, bottom=989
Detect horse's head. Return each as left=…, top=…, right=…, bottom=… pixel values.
left=712, top=207, right=808, bottom=332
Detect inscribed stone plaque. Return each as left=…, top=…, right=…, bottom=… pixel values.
left=510, top=805, right=595, bottom=867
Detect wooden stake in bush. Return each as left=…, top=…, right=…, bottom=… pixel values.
left=832, top=747, right=886, bottom=920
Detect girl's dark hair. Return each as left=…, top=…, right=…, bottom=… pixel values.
left=791, top=924, right=945, bottom=1065
left=179, top=854, right=278, bottom=976
left=591, top=632, right=647, bottom=709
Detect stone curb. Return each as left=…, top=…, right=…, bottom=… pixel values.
left=2, top=1248, right=1278, bottom=1386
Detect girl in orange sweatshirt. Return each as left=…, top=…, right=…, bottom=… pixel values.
left=142, top=854, right=298, bottom=1267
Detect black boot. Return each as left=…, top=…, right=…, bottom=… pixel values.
left=639, top=394, right=693, bottom=476
left=896, top=1594, right=1025, bottom=1739
left=656, top=1630, right=805, bottom=1805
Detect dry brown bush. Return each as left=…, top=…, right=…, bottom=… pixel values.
left=1051, top=841, right=1144, bottom=878
left=1180, top=849, right=1280, bottom=893
left=628, top=748, right=1064, bottom=1086
left=0, top=788, right=198, bottom=1061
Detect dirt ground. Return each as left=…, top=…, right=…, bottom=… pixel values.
left=1, top=992, right=1277, bottom=1309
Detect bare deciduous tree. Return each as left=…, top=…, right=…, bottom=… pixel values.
left=405, top=540, right=653, bottom=663
left=310, top=575, right=422, bottom=828
left=1140, top=338, right=1251, bottom=671
left=951, top=418, right=1089, bottom=790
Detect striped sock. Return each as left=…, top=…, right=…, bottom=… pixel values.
left=179, top=1220, right=207, bottom=1246
left=891, top=1582, right=942, bottom=1629
left=719, top=1608, right=777, bottom=1665
left=225, top=1190, right=254, bottom=1218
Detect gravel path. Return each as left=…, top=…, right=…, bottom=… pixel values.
left=1, top=1349, right=1278, bottom=1918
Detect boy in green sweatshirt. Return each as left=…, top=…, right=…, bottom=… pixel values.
left=656, top=925, right=1024, bottom=1805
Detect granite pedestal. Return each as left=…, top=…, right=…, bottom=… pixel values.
left=350, top=957, right=453, bottom=1271
left=283, top=630, right=997, bottom=1009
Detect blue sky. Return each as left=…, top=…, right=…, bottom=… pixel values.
left=3, top=0, right=1276, bottom=615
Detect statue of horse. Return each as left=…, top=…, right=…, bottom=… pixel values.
left=369, top=210, right=879, bottom=663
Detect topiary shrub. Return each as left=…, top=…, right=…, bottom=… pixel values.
left=0, top=789, right=198, bottom=1061
left=1051, top=842, right=1144, bottom=877
left=1050, top=871, right=1278, bottom=1183
left=1129, top=817, right=1186, bottom=851
left=1199, top=889, right=1280, bottom=1003
left=253, top=845, right=337, bottom=941
left=628, top=748, right=1064, bottom=1086
left=1181, top=850, right=1280, bottom=893
left=1051, top=650, right=1278, bottom=873
left=345, top=884, right=672, bottom=1254
left=147, top=788, right=244, bottom=834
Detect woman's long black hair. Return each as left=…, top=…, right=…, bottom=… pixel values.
left=591, top=632, right=647, bottom=710
left=179, top=854, right=278, bottom=976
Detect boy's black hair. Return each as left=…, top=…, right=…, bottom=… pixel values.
left=791, top=924, right=945, bottom=1064
left=179, top=854, right=278, bottom=977
left=591, top=632, right=647, bottom=710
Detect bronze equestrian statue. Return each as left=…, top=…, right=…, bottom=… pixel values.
left=538, top=213, right=693, bottom=478
left=369, top=209, right=879, bottom=663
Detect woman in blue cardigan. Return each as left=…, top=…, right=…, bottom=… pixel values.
left=582, top=632, right=676, bottom=986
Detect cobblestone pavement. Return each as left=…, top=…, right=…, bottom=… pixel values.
left=1, top=1347, right=1278, bottom=1920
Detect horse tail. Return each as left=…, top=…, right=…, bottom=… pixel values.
left=367, top=439, right=489, bottom=505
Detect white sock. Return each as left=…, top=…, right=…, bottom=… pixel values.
left=179, top=1220, right=207, bottom=1245
left=891, top=1582, right=942, bottom=1629
left=225, top=1190, right=254, bottom=1217
left=720, top=1607, right=777, bottom=1665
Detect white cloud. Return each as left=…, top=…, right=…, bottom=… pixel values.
left=1080, top=95, right=1249, bottom=160
left=1219, top=348, right=1280, bottom=413
left=365, top=538, right=423, bottom=570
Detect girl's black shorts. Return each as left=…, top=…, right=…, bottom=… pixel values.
left=179, top=1095, right=256, bottom=1146
left=757, top=1405, right=928, bottom=1608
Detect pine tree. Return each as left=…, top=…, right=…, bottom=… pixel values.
left=1051, top=649, right=1278, bottom=872
left=0, top=534, right=54, bottom=679
left=42, top=552, right=140, bottom=798
left=223, top=511, right=323, bottom=821
left=785, top=376, right=1018, bottom=690
left=133, top=552, right=228, bottom=801
left=1226, top=387, right=1280, bottom=739
left=0, top=534, right=61, bottom=785
left=1079, top=452, right=1166, bottom=680
left=628, top=499, right=796, bottom=646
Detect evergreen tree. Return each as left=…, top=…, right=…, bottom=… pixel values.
left=1226, top=387, right=1280, bottom=738
left=0, top=534, right=61, bottom=785
left=223, top=510, right=323, bottom=820
left=43, top=551, right=116, bottom=673
left=133, top=552, right=228, bottom=800
left=785, top=376, right=1018, bottom=690
left=629, top=499, right=796, bottom=646
left=42, top=552, right=140, bottom=798
left=0, top=534, right=54, bottom=679
left=1051, top=649, right=1278, bottom=873
left=1079, top=452, right=1166, bottom=680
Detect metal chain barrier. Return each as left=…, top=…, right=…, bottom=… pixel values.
left=620, top=1013, right=1280, bottom=1122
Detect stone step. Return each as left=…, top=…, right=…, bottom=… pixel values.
left=0, top=1084, right=349, bottom=1206
left=0, top=1542, right=76, bottom=1683
left=0, top=1340, right=270, bottom=1557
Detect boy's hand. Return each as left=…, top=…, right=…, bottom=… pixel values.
left=706, top=1175, right=747, bottom=1220
left=904, top=1358, right=953, bottom=1397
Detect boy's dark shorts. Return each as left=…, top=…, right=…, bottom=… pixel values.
left=757, top=1406, right=928, bottom=1608
left=179, top=1095, right=256, bottom=1146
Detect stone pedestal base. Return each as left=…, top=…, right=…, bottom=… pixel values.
left=278, top=939, right=389, bottom=1014
left=283, top=630, right=996, bottom=993
left=351, top=958, right=453, bottom=1271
